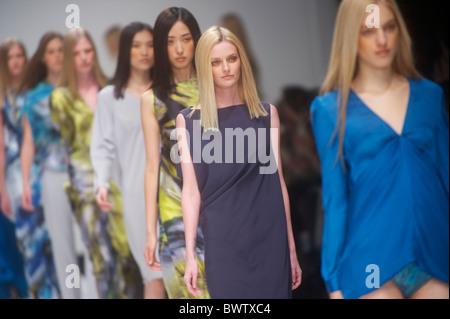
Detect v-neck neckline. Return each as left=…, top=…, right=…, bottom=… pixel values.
left=351, top=77, right=413, bottom=137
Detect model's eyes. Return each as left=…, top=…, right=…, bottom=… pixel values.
left=211, top=60, right=220, bottom=66
left=168, top=36, right=192, bottom=45
left=361, top=28, right=375, bottom=36
left=384, top=23, right=397, bottom=32
left=228, top=56, right=238, bottom=63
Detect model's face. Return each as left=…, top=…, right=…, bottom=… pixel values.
left=73, top=36, right=95, bottom=76
left=167, top=20, right=195, bottom=70
left=7, top=44, right=26, bottom=78
left=42, top=37, right=63, bottom=75
left=358, top=3, right=399, bottom=71
left=130, top=30, right=154, bottom=72
left=211, top=40, right=241, bottom=89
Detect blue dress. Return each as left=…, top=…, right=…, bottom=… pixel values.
left=2, top=93, right=60, bottom=299
left=1, top=95, right=28, bottom=299
left=0, top=212, right=28, bottom=299
left=310, top=78, right=449, bottom=299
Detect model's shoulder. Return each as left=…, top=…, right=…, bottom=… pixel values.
left=52, top=86, right=69, bottom=95
left=179, top=107, right=194, bottom=117
left=141, top=89, right=155, bottom=103
left=98, top=85, right=115, bottom=97
left=410, top=77, right=443, bottom=96
left=310, top=90, right=339, bottom=113
left=50, top=86, right=71, bottom=103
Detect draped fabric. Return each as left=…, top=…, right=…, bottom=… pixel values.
left=2, top=93, right=58, bottom=298
left=50, top=87, right=141, bottom=298
left=179, top=103, right=292, bottom=299
left=152, top=79, right=209, bottom=299
left=311, top=78, right=449, bottom=298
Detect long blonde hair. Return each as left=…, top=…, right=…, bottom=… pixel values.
left=58, top=28, right=106, bottom=98
left=320, top=0, right=421, bottom=166
left=194, top=26, right=266, bottom=130
left=0, top=38, right=27, bottom=108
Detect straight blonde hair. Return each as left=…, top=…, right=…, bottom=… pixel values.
left=194, top=26, right=266, bottom=130
left=0, top=38, right=27, bottom=108
left=320, top=0, right=421, bottom=167
left=58, top=28, right=106, bottom=99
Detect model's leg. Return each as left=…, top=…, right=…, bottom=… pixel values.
left=106, top=181, right=142, bottom=299
left=144, top=278, right=167, bottom=299
left=41, top=170, right=80, bottom=299
left=65, top=183, right=116, bottom=299
left=121, top=190, right=165, bottom=299
left=410, top=279, right=449, bottom=299
left=359, top=281, right=404, bottom=299
left=9, top=170, right=60, bottom=299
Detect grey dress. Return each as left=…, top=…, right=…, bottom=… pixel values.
left=90, top=85, right=162, bottom=283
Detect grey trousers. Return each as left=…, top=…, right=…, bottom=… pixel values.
left=41, top=169, right=80, bottom=299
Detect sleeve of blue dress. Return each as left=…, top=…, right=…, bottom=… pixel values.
left=90, top=88, right=116, bottom=191
left=436, top=89, right=449, bottom=194
left=310, top=96, right=349, bottom=294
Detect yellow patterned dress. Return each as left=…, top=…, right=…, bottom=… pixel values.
left=152, top=79, right=209, bottom=299
left=49, top=87, right=141, bottom=298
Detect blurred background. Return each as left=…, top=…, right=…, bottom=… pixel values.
left=0, top=0, right=340, bottom=105
left=1, top=0, right=448, bottom=299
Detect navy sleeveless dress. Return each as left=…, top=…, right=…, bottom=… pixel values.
left=178, top=102, right=291, bottom=299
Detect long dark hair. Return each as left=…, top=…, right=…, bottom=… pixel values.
left=112, top=22, right=154, bottom=99
left=0, top=38, right=27, bottom=105
left=16, top=31, right=62, bottom=94
left=152, top=7, right=201, bottom=101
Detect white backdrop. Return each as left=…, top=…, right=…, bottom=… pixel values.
left=0, top=0, right=339, bottom=104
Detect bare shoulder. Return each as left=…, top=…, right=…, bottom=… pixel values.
left=270, top=104, right=278, bottom=115
left=270, top=104, right=280, bottom=127
left=141, top=89, right=154, bottom=106
left=176, top=112, right=186, bottom=128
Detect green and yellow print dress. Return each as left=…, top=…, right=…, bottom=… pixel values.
left=153, top=79, right=209, bottom=299
left=49, top=87, right=142, bottom=298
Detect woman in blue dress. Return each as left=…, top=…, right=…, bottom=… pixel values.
left=17, top=31, right=79, bottom=299
left=1, top=38, right=53, bottom=299
left=310, top=0, right=449, bottom=299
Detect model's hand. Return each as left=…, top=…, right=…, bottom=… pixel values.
left=291, top=252, right=302, bottom=290
left=329, top=290, right=344, bottom=299
left=95, top=186, right=114, bottom=212
left=144, top=235, right=161, bottom=271
left=1, top=192, right=13, bottom=218
left=184, top=256, right=203, bottom=297
left=21, top=183, right=35, bottom=212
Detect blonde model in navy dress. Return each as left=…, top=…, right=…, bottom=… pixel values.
left=177, top=26, right=301, bottom=299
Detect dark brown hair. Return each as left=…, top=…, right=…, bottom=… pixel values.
left=112, top=22, right=154, bottom=99
left=17, top=31, right=63, bottom=94
left=0, top=38, right=27, bottom=106
left=152, top=7, right=201, bottom=101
